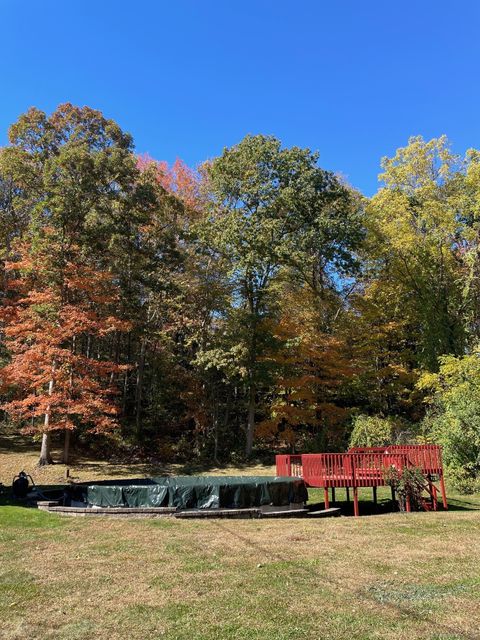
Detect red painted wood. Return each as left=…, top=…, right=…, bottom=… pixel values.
left=353, top=487, right=359, bottom=517
left=275, top=444, right=447, bottom=516
left=440, top=474, right=448, bottom=510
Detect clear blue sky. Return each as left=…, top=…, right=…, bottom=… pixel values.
left=1, top=1, right=479, bottom=195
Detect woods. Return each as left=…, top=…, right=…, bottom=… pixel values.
left=1, top=104, right=479, bottom=488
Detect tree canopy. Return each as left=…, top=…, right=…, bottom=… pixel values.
left=1, top=105, right=479, bottom=488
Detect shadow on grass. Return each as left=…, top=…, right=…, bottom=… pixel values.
left=0, top=432, right=39, bottom=454
left=321, top=496, right=480, bottom=516
left=444, top=497, right=480, bottom=511
left=59, top=457, right=274, bottom=480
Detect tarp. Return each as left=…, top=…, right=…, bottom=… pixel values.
left=66, top=476, right=308, bottom=509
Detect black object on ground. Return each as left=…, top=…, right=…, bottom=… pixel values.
left=12, top=471, right=34, bottom=499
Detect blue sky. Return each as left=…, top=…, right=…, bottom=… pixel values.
left=1, top=1, right=479, bottom=195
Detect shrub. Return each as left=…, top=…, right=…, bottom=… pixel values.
left=349, top=415, right=393, bottom=448
left=384, top=465, right=426, bottom=511
left=418, top=351, right=480, bottom=492
left=349, top=414, right=421, bottom=449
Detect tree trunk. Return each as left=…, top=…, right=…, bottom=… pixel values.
left=62, top=430, right=71, bottom=465
left=38, top=373, right=55, bottom=466
left=213, top=398, right=219, bottom=464
left=38, top=432, right=53, bottom=466
left=245, top=384, right=256, bottom=457
left=135, top=338, right=146, bottom=438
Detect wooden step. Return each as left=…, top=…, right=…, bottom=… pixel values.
left=174, top=508, right=261, bottom=519
left=260, top=508, right=309, bottom=518
left=307, top=507, right=341, bottom=518
left=45, top=506, right=177, bottom=517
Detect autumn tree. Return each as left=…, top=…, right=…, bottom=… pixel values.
left=257, top=285, right=353, bottom=451
left=200, top=135, right=362, bottom=456
left=128, top=155, right=215, bottom=446
left=0, top=104, right=158, bottom=441
left=0, top=236, right=130, bottom=464
left=365, top=136, right=469, bottom=370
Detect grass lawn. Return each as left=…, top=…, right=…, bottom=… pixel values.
left=1, top=438, right=480, bottom=639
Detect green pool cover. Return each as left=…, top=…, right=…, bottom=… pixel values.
left=68, top=476, right=307, bottom=509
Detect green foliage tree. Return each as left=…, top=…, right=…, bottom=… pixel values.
left=418, top=350, right=480, bottom=492
left=200, top=134, right=362, bottom=456
left=349, top=415, right=395, bottom=448
left=364, top=136, right=468, bottom=370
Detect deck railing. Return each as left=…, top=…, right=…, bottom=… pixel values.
left=276, top=445, right=444, bottom=487
left=276, top=445, right=446, bottom=516
left=348, top=445, right=443, bottom=476
left=288, top=452, right=411, bottom=488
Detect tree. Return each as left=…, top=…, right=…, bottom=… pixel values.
left=257, top=285, right=353, bottom=451
left=343, top=279, right=422, bottom=421
left=201, top=135, right=362, bottom=456
left=418, top=350, right=480, bottom=492
left=0, top=236, right=130, bottom=464
left=364, top=136, right=468, bottom=370
left=0, top=104, right=156, bottom=451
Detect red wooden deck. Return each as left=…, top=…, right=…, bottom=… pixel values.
left=276, top=445, right=447, bottom=516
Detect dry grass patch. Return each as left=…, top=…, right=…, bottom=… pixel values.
left=0, top=433, right=275, bottom=487
left=2, top=438, right=480, bottom=639
left=1, top=508, right=480, bottom=639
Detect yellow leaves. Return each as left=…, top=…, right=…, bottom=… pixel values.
left=416, top=371, right=438, bottom=391
left=379, top=135, right=457, bottom=190
left=367, top=136, right=466, bottom=277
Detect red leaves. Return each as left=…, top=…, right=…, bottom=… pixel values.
left=136, top=154, right=202, bottom=212
left=0, top=240, right=130, bottom=435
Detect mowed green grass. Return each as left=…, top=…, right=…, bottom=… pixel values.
left=1, top=484, right=480, bottom=640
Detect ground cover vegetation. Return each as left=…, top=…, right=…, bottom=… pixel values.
left=1, top=105, right=480, bottom=490
left=1, top=470, right=480, bottom=640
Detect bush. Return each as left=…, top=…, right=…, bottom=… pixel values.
left=349, top=415, right=393, bottom=448
left=384, top=465, right=426, bottom=511
left=418, top=351, right=480, bottom=492
left=349, top=414, right=420, bottom=449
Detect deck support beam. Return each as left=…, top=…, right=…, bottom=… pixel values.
left=440, top=474, right=448, bottom=510
left=353, top=487, right=359, bottom=517
left=323, top=487, right=330, bottom=510
left=405, top=494, right=411, bottom=513
left=372, top=486, right=377, bottom=506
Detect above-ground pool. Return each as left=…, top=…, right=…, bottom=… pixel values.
left=65, top=476, right=308, bottom=510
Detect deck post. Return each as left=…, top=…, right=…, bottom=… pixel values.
left=324, top=487, right=330, bottom=510
left=353, top=487, right=359, bottom=517
left=439, top=474, right=448, bottom=510
left=372, top=486, right=377, bottom=506
left=427, top=475, right=434, bottom=509
left=405, top=493, right=411, bottom=513
left=351, top=454, right=359, bottom=516
left=346, top=487, right=350, bottom=503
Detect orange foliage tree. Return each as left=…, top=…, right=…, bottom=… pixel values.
left=0, top=236, right=130, bottom=464
left=137, top=154, right=202, bottom=213
left=257, top=288, right=354, bottom=451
